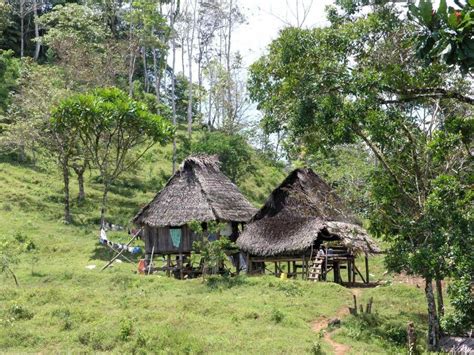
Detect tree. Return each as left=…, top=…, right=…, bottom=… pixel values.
left=51, top=87, right=174, bottom=225
left=409, top=0, right=474, bottom=74
left=38, top=3, right=128, bottom=89
left=249, top=2, right=472, bottom=350
left=183, top=130, right=254, bottom=183
left=0, top=232, right=36, bottom=287
left=190, top=220, right=238, bottom=279
left=0, top=49, right=19, bottom=116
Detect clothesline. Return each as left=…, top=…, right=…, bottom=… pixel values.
left=99, top=229, right=142, bottom=254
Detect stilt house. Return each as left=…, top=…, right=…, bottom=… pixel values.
left=237, top=168, right=380, bottom=283
left=133, top=155, right=257, bottom=269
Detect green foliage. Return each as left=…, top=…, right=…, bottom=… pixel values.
left=119, top=318, right=133, bottom=341
left=409, top=0, right=474, bottom=73
left=0, top=0, right=11, bottom=36
left=0, top=232, right=36, bottom=286
left=248, top=2, right=473, bottom=343
left=301, top=144, right=374, bottom=216
left=190, top=221, right=238, bottom=277
left=183, top=130, right=254, bottom=182
left=442, top=276, right=474, bottom=335
left=0, top=59, right=68, bottom=160
left=38, top=3, right=127, bottom=88
left=0, top=49, right=19, bottom=114
left=51, top=87, right=173, bottom=221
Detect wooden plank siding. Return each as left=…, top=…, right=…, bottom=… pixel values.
left=144, top=225, right=201, bottom=254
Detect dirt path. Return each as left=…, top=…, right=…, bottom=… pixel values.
left=311, top=288, right=363, bottom=354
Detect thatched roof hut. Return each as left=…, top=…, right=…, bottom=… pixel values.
left=134, top=155, right=256, bottom=227
left=237, top=168, right=380, bottom=257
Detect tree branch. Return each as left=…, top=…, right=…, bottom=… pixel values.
left=379, top=88, right=474, bottom=105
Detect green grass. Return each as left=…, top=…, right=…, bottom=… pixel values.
left=0, top=144, right=433, bottom=353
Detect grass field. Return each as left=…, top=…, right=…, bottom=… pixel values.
left=0, top=151, right=435, bottom=354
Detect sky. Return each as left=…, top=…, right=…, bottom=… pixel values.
left=232, top=0, right=334, bottom=67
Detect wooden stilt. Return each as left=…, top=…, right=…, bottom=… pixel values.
left=166, top=254, right=171, bottom=277
left=179, top=253, right=184, bottom=279
left=147, top=245, right=155, bottom=275
left=274, top=262, right=278, bottom=276
left=347, top=260, right=352, bottom=284
left=365, top=255, right=369, bottom=284
left=236, top=253, right=240, bottom=275
left=246, top=254, right=252, bottom=274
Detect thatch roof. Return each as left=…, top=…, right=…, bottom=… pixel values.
left=133, top=155, right=257, bottom=227
left=237, top=168, right=380, bottom=256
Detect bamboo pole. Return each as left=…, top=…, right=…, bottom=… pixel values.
left=101, top=228, right=142, bottom=271
left=148, top=245, right=155, bottom=275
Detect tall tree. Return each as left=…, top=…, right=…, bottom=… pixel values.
left=249, top=2, right=473, bottom=349
left=51, top=87, right=174, bottom=225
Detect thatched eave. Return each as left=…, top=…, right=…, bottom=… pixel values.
left=133, top=155, right=257, bottom=227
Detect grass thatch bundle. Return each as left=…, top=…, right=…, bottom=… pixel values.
left=133, top=155, right=257, bottom=227
left=237, top=168, right=380, bottom=256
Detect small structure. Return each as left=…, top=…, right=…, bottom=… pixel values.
left=133, top=155, right=256, bottom=277
left=237, top=168, right=380, bottom=283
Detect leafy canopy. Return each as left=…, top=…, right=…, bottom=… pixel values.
left=409, top=0, right=474, bottom=73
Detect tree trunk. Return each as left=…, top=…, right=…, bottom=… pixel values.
left=171, top=7, right=177, bottom=174
left=225, top=0, right=233, bottom=128
left=62, top=162, right=72, bottom=224
left=7, top=265, right=19, bottom=287
left=186, top=0, right=198, bottom=139
left=152, top=48, right=161, bottom=104
left=142, top=46, right=148, bottom=92
left=77, top=169, right=85, bottom=202
left=425, top=278, right=440, bottom=352
left=187, top=49, right=193, bottom=138
left=100, top=185, right=109, bottom=228
left=33, top=0, right=41, bottom=60
left=72, top=162, right=87, bottom=203
left=20, top=0, right=24, bottom=58
left=435, top=278, right=444, bottom=320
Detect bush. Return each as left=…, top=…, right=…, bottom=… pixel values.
left=119, top=318, right=133, bottom=341
left=442, top=276, right=474, bottom=335
left=7, top=304, right=34, bottom=320
left=270, top=309, right=285, bottom=323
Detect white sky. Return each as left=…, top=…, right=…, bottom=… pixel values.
left=232, top=0, right=334, bottom=67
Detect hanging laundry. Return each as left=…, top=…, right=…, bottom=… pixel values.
left=98, top=228, right=142, bottom=255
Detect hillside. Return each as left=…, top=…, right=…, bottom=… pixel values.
left=0, top=141, right=434, bottom=353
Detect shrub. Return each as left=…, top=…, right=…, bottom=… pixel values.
left=7, top=304, right=34, bottom=320
left=119, top=318, right=133, bottom=341
left=271, top=309, right=285, bottom=323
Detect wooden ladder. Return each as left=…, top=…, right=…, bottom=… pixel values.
left=308, top=255, right=325, bottom=282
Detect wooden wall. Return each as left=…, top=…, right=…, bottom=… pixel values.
left=143, top=225, right=201, bottom=254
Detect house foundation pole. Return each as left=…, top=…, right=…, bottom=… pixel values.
left=365, top=255, right=369, bottom=284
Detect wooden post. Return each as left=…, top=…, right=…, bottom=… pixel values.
left=179, top=253, right=184, bottom=279
left=274, top=262, right=278, bottom=276
left=166, top=254, right=171, bottom=277
left=347, top=260, right=352, bottom=284
left=303, top=256, right=306, bottom=280
left=287, top=261, right=290, bottom=275
left=246, top=254, right=252, bottom=274
left=353, top=260, right=357, bottom=283
left=101, top=229, right=142, bottom=271
left=236, top=253, right=240, bottom=275
left=147, top=245, right=155, bottom=275
left=365, top=255, right=369, bottom=284
left=407, top=321, right=417, bottom=355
